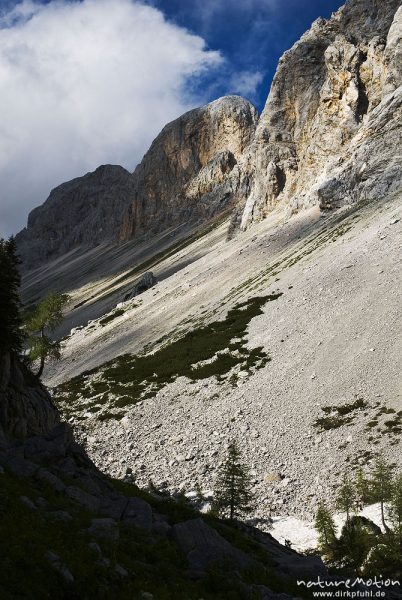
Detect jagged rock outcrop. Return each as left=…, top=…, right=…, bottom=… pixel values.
left=233, top=0, right=402, bottom=231
left=124, top=271, right=157, bottom=301
left=16, top=165, right=136, bottom=270
left=119, top=96, right=258, bottom=240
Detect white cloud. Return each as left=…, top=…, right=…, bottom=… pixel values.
left=228, top=70, right=264, bottom=98
left=0, top=0, right=222, bottom=236
left=195, top=0, right=279, bottom=29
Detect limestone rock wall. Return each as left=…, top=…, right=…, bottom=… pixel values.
left=119, top=96, right=258, bottom=240
left=16, top=97, right=257, bottom=269
left=16, top=165, right=136, bottom=270
left=235, top=0, right=402, bottom=231
left=15, top=1, right=402, bottom=268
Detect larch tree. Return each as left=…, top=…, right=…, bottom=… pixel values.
left=25, top=291, right=70, bottom=378
left=336, top=474, right=355, bottom=526
left=370, top=456, right=394, bottom=532
left=388, top=474, right=402, bottom=544
left=315, top=502, right=337, bottom=555
left=355, top=468, right=370, bottom=510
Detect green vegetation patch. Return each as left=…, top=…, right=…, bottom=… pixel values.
left=383, top=416, right=402, bottom=435
left=315, top=398, right=368, bottom=431
left=99, top=308, right=125, bottom=327
left=55, top=294, right=281, bottom=420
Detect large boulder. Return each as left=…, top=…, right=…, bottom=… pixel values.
left=125, top=272, right=157, bottom=300
left=172, top=518, right=252, bottom=575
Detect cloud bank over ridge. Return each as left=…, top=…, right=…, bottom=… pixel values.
left=0, top=0, right=222, bottom=236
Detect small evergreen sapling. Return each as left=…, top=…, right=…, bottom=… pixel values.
left=213, top=441, right=253, bottom=521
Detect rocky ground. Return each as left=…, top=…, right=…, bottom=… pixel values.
left=48, top=191, right=401, bottom=531
left=0, top=353, right=328, bottom=599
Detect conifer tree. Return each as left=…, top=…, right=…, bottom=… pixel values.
left=315, top=502, right=337, bottom=555
left=26, top=291, right=70, bottom=378
left=355, top=468, right=370, bottom=510
left=213, top=441, right=253, bottom=521
left=0, top=237, right=23, bottom=356
left=370, top=456, right=394, bottom=532
left=336, top=474, right=355, bottom=525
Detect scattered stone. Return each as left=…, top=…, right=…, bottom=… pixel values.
left=115, top=564, right=129, bottom=577
left=48, top=510, right=73, bottom=522
left=172, top=518, right=251, bottom=573
left=36, top=468, right=66, bottom=493
left=88, top=518, right=119, bottom=542
left=45, top=551, right=74, bottom=583
left=88, top=542, right=102, bottom=556
left=20, top=495, right=36, bottom=510
left=264, top=473, right=281, bottom=484
left=122, top=497, right=152, bottom=531
left=64, top=486, right=101, bottom=512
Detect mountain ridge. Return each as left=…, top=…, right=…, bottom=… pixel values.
left=16, top=95, right=258, bottom=270
left=15, top=0, right=402, bottom=279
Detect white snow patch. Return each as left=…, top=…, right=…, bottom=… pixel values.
left=271, top=504, right=386, bottom=553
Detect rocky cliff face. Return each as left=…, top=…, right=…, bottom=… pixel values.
left=234, top=0, right=402, bottom=231
left=16, top=165, right=136, bottom=270
left=16, top=96, right=257, bottom=269
left=119, top=96, right=258, bottom=240
left=16, top=0, right=402, bottom=270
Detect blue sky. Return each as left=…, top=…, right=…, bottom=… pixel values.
left=0, top=0, right=344, bottom=236
left=152, top=0, right=344, bottom=110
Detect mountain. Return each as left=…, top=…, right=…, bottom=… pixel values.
left=16, top=1, right=402, bottom=288
left=231, top=0, right=402, bottom=231
left=16, top=96, right=258, bottom=270
left=16, top=165, right=135, bottom=270
left=119, top=96, right=258, bottom=241
left=8, top=0, right=402, bottom=580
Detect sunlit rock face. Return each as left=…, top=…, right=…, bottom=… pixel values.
left=16, top=1, right=402, bottom=267
left=16, top=96, right=258, bottom=268
left=232, top=0, right=402, bottom=232
left=119, top=96, right=258, bottom=241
